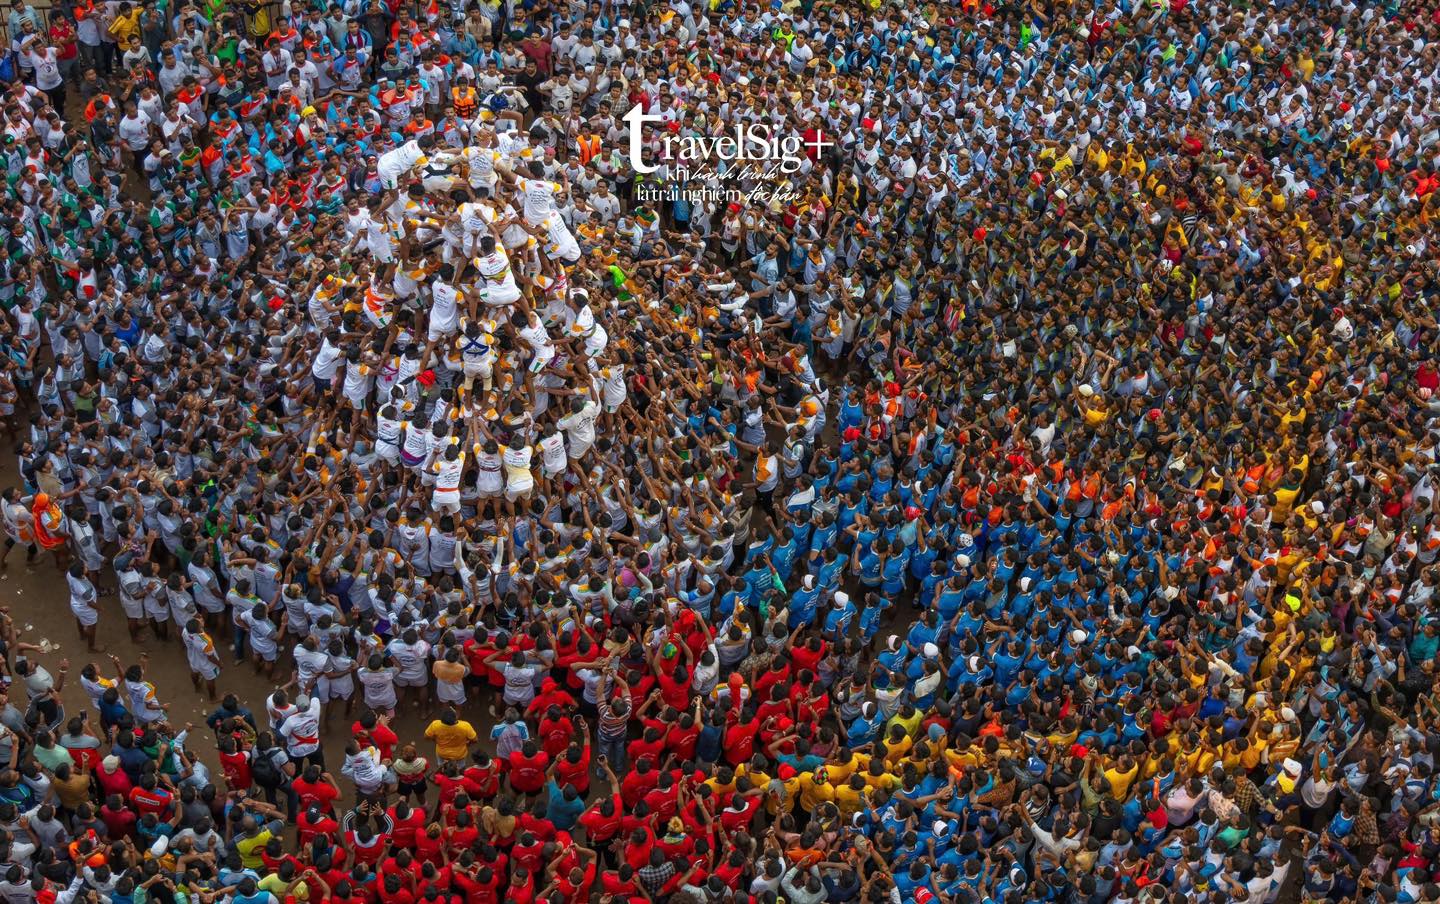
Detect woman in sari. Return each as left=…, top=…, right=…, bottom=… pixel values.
left=31, top=493, right=68, bottom=570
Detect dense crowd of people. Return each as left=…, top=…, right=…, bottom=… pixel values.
left=0, top=0, right=1439, bottom=901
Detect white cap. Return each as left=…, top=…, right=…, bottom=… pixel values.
left=1078, top=383, right=1095, bottom=398
left=885, top=635, right=901, bottom=652
left=1019, top=576, right=1032, bottom=592
left=921, top=642, right=940, bottom=659
left=802, top=574, right=815, bottom=590
left=956, top=553, right=971, bottom=568
left=1310, top=500, right=1325, bottom=514
left=833, top=591, right=849, bottom=608
left=618, top=18, right=630, bottom=27
left=1282, top=758, right=1303, bottom=777
left=1070, top=629, right=1087, bottom=645
left=932, top=820, right=950, bottom=837
left=1279, top=706, right=1297, bottom=722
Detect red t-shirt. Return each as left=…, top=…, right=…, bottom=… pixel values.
left=128, top=786, right=173, bottom=817
left=719, top=795, right=761, bottom=833
left=619, top=768, right=658, bottom=808
left=99, top=805, right=136, bottom=839
left=292, top=778, right=340, bottom=813
left=353, top=721, right=399, bottom=760
left=463, top=763, right=500, bottom=798
left=577, top=796, right=624, bottom=843
left=388, top=806, right=428, bottom=849
left=724, top=717, right=760, bottom=765
left=667, top=722, right=700, bottom=761
left=506, top=749, right=550, bottom=794
left=656, top=670, right=691, bottom=710
left=554, top=861, right=596, bottom=903
left=537, top=715, right=576, bottom=759
left=553, top=750, right=590, bottom=794
left=218, top=749, right=252, bottom=791
left=346, top=830, right=390, bottom=866
left=297, top=811, right=338, bottom=847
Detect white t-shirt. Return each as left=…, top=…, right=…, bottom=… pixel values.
left=430, top=280, right=461, bottom=335
left=539, top=432, right=567, bottom=473
left=311, top=338, right=343, bottom=380
left=517, top=176, right=561, bottom=224
left=558, top=399, right=599, bottom=451
left=29, top=48, right=61, bottom=90
left=503, top=445, right=534, bottom=488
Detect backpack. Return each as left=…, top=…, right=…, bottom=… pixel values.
left=0, top=53, right=14, bottom=85
left=251, top=749, right=283, bottom=788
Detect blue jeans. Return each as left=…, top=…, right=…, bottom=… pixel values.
left=597, top=733, right=626, bottom=775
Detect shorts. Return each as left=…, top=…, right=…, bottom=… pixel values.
left=193, top=662, right=221, bottom=681
left=541, top=462, right=566, bottom=480
left=71, top=604, right=98, bottom=627
left=505, top=481, right=533, bottom=502
left=394, top=673, right=428, bottom=688
left=313, top=375, right=334, bottom=394
left=433, top=488, right=461, bottom=510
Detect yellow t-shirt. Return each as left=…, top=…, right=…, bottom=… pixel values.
left=1103, top=763, right=1139, bottom=798
left=833, top=782, right=865, bottom=817
left=110, top=9, right=141, bottom=42
left=425, top=719, right=478, bottom=760
left=883, top=734, right=914, bottom=765
left=259, top=874, right=308, bottom=901
left=796, top=773, right=836, bottom=812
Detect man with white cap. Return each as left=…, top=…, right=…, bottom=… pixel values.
left=277, top=694, right=324, bottom=771
left=822, top=590, right=854, bottom=637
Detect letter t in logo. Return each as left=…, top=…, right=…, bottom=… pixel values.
left=623, top=103, right=663, bottom=174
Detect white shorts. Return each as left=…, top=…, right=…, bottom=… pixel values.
left=433, top=488, right=461, bottom=510
left=192, top=662, right=221, bottom=681
left=394, top=673, right=428, bottom=688
left=422, top=174, right=459, bottom=193
left=428, top=320, right=459, bottom=344
left=71, top=603, right=98, bottom=627
left=546, top=238, right=581, bottom=264
left=528, top=348, right=555, bottom=374
left=477, top=479, right=503, bottom=498
left=505, top=481, right=533, bottom=502
left=319, top=675, right=355, bottom=700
